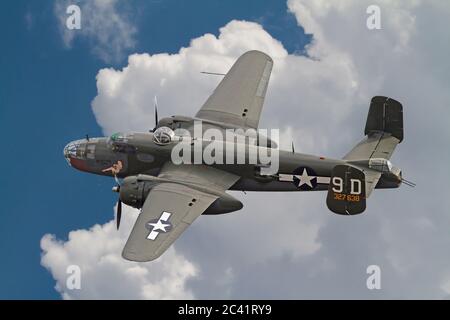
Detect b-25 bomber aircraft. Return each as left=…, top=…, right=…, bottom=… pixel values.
left=64, top=50, right=409, bottom=262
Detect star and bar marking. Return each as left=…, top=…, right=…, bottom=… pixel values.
left=278, top=167, right=330, bottom=190
left=146, top=211, right=173, bottom=240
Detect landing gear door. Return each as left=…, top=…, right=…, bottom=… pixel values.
left=326, top=165, right=366, bottom=215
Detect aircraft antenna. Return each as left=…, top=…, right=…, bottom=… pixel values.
left=200, top=71, right=225, bottom=76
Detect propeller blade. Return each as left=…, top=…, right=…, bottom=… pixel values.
left=154, top=95, right=159, bottom=127
left=150, top=96, right=159, bottom=133
left=116, top=199, right=122, bottom=230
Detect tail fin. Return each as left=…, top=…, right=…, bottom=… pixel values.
left=326, top=165, right=366, bottom=215
left=365, top=96, right=403, bottom=142
left=327, top=97, right=404, bottom=214
left=344, top=96, right=403, bottom=161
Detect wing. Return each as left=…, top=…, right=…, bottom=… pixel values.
left=122, top=182, right=217, bottom=262
left=122, top=164, right=239, bottom=262
left=196, top=50, right=273, bottom=129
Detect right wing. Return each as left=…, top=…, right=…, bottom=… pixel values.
left=122, top=163, right=240, bottom=262
left=196, top=50, right=273, bottom=129
left=122, top=182, right=218, bottom=262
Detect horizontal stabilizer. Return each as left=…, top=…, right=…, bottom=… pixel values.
left=326, top=165, right=366, bottom=215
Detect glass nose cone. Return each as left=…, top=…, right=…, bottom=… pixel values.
left=63, top=141, right=78, bottom=165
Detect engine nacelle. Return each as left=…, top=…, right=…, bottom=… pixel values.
left=119, top=176, right=158, bottom=209
left=119, top=175, right=243, bottom=214
left=203, top=193, right=243, bottom=215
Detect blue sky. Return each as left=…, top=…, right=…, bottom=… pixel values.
left=0, top=0, right=310, bottom=299
left=6, top=0, right=449, bottom=300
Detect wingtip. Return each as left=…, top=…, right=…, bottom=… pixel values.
left=122, top=249, right=161, bottom=263
left=241, top=50, right=273, bottom=62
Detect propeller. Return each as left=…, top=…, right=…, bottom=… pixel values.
left=116, top=198, right=122, bottom=230
left=112, top=182, right=122, bottom=230
left=150, top=95, right=159, bottom=132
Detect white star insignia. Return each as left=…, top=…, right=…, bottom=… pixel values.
left=149, top=220, right=171, bottom=233
left=294, top=168, right=316, bottom=188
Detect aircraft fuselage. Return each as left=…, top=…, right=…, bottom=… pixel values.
left=63, top=131, right=400, bottom=193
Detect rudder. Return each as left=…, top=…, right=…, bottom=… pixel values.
left=365, top=96, right=403, bottom=142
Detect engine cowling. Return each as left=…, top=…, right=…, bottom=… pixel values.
left=119, top=176, right=158, bottom=209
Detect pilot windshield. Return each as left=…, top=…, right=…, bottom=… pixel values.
left=153, top=127, right=175, bottom=145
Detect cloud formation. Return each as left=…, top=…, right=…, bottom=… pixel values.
left=43, top=0, right=450, bottom=299
left=41, top=205, right=197, bottom=299
left=54, top=0, right=137, bottom=63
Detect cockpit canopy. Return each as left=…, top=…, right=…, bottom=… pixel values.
left=110, top=132, right=127, bottom=143
left=153, top=126, right=175, bottom=145
left=107, top=132, right=136, bottom=154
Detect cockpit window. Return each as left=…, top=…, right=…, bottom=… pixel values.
left=110, top=132, right=127, bottom=142
left=153, top=127, right=175, bottom=145
left=107, top=132, right=136, bottom=154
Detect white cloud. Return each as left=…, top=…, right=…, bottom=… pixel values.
left=41, top=205, right=197, bottom=299
left=44, top=0, right=450, bottom=299
left=54, top=0, right=137, bottom=62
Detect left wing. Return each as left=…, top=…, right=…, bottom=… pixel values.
left=122, top=164, right=239, bottom=262
left=196, top=50, right=273, bottom=129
